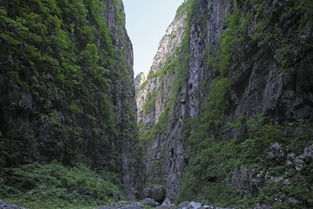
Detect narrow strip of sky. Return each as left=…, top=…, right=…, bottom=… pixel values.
left=123, top=0, right=184, bottom=77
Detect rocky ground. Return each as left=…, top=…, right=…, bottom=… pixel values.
left=0, top=185, right=272, bottom=209
left=0, top=200, right=26, bottom=209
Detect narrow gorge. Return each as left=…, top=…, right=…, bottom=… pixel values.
left=136, top=0, right=313, bottom=208
left=1, top=0, right=313, bottom=209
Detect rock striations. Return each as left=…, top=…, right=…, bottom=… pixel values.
left=136, top=0, right=313, bottom=208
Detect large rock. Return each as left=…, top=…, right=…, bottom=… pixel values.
left=0, top=200, right=26, bottom=209
left=120, top=206, right=144, bottom=209
left=141, top=198, right=160, bottom=207
left=161, top=198, right=173, bottom=207
left=99, top=205, right=144, bottom=209
left=253, top=203, right=273, bottom=209
left=266, top=143, right=285, bottom=161
left=176, top=202, right=189, bottom=209
left=176, top=202, right=234, bottom=209
left=142, top=185, right=166, bottom=203
left=186, top=202, right=202, bottom=209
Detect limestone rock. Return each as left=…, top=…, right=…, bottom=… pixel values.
left=161, top=198, right=173, bottom=207
left=253, top=203, right=273, bottom=209
left=0, top=200, right=27, bottom=209
left=177, top=202, right=189, bottom=209
left=141, top=198, right=160, bottom=207
left=142, top=185, right=166, bottom=203
left=186, top=202, right=202, bottom=209
left=266, top=143, right=285, bottom=161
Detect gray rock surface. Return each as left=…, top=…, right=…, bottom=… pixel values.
left=253, top=203, right=273, bottom=209
left=142, top=185, right=166, bottom=203
left=136, top=0, right=232, bottom=199
left=141, top=198, right=160, bottom=207
left=175, top=202, right=234, bottom=209
left=186, top=202, right=202, bottom=209
left=136, top=0, right=313, bottom=203
left=99, top=205, right=143, bottom=209
left=177, top=202, right=189, bottom=209
left=266, top=143, right=285, bottom=161
left=161, top=198, right=173, bottom=207
left=134, top=73, right=146, bottom=93
left=0, top=200, right=26, bottom=209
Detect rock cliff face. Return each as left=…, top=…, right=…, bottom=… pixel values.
left=0, top=0, right=142, bottom=198
left=136, top=7, right=190, bottom=199
left=137, top=0, right=232, bottom=199
left=134, top=72, right=145, bottom=93
left=137, top=0, right=313, bottom=207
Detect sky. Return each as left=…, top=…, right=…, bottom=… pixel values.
left=123, top=0, right=184, bottom=77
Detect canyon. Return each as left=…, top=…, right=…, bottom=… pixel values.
left=1, top=0, right=313, bottom=209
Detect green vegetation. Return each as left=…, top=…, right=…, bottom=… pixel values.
left=0, top=0, right=141, bottom=207
left=177, top=0, right=313, bottom=208
left=178, top=114, right=313, bottom=208
left=250, top=0, right=313, bottom=70
left=0, top=163, right=122, bottom=209
left=139, top=0, right=196, bottom=144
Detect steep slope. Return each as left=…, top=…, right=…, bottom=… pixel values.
left=134, top=72, right=145, bottom=93
left=137, top=0, right=313, bottom=208
left=0, top=0, right=142, bottom=203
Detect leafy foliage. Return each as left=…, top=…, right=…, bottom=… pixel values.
left=177, top=0, right=313, bottom=208
left=178, top=114, right=313, bottom=208
left=0, top=0, right=141, bottom=206
left=0, top=163, right=122, bottom=209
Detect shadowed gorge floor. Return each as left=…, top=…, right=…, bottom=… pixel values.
left=1, top=0, right=313, bottom=209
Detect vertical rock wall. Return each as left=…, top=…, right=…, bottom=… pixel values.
left=137, top=0, right=313, bottom=205
left=0, top=0, right=142, bottom=198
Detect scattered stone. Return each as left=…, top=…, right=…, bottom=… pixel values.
left=114, top=201, right=130, bottom=207
left=99, top=207, right=111, bottom=209
left=0, top=200, right=27, bottom=209
left=99, top=204, right=143, bottom=209
left=288, top=197, right=300, bottom=205
left=202, top=206, right=234, bottom=209
left=156, top=206, right=176, bottom=209
left=253, top=203, right=273, bottom=209
left=176, top=201, right=189, bottom=209
left=294, top=155, right=305, bottom=171
left=141, top=198, right=160, bottom=207
left=285, top=153, right=296, bottom=167
left=119, top=205, right=143, bottom=209
left=303, top=144, right=313, bottom=160
left=293, top=145, right=312, bottom=171
left=161, top=198, right=172, bottom=207
left=186, top=202, right=202, bottom=209
left=266, top=143, right=285, bottom=161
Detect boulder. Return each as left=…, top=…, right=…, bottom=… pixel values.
left=142, top=187, right=151, bottom=198
left=99, top=204, right=143, bottom=209
left=142, top=185, right=166, bottom=203
left=253, top=203, right=273, bottom=209
left=151, top=185, right=167, bottom=203
left=186, top=202, right=202, bottom=209
left=266, top=143, right=285, bottom=161
left=161, top=198, right=172, bottom=207
left=141, top=198, right=160, bottom=207
left=114, top=201, right=130, bottom=207
left=119, top=205, right=144, bottom=209
left=303, top=144, right=313, bottom=160
left=156, top=206, right=176, bottom=209
left=176, top=201, right=189, bottom=209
